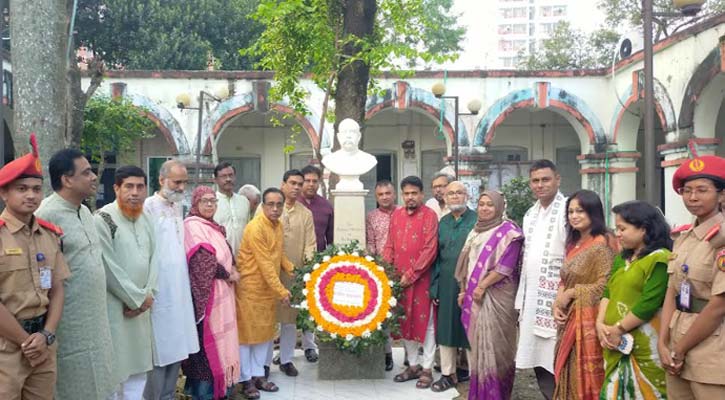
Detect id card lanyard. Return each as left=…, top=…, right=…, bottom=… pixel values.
left=37, top=252, right=52, bottom=290
left=679, top=263, right=692, bottom=310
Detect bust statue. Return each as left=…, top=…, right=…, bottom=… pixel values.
left=321, top=118, right=377, bottom=190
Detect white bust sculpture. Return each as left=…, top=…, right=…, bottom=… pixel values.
left=321, top=118, right=377, bottom=191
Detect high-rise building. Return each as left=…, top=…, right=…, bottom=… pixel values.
left=442, top=0, right=602, bottom=70
left=496, top=0, right=573, bottom=68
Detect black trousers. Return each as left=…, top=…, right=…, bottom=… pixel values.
left=534, top=366, right=555, bottom=400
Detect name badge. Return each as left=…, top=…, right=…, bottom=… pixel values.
left=679, top=280, right=691, bottom=310
left=4, top=248, right=22, bottom=255
left=39, top=267, right=52, bottom=290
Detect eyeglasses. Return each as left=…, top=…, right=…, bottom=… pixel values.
left=677, top=186, right=719, bottom=197
left=264, top=202, right=284, bottom=209
left=446, top=191, right=467, bottom=197
left=199, top=198, right=218, bottom=205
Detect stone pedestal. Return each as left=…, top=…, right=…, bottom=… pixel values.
left=331, top=189, right=367, bottom=246
left=318, top=341, right=385, bottom=380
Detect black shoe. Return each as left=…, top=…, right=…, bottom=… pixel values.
left=279, top=362, right=299, bottom=377
left=272, top=355, right=281, bottom=365
left=456, top=367, right=470, bottom=383
left=385, top=352, right=394, bottom=371
left=305, top=349, right=318, bottom=362
left=264, top=365, right=270, bottom=379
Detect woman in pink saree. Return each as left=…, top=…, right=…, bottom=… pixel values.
left=182, top=186, right=241, bottom=399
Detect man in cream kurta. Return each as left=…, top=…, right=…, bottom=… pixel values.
left=213, top=162, right=250, bottom=256
left=36, top=149, right=116, bottom=400
left=95, top=166, right=157, bottom=399
left=143, top=160, right=199, bottom=400
left=514, top=160, right=566, bottom=400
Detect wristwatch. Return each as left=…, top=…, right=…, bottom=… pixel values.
left=39, top=329, right=56, bottom=345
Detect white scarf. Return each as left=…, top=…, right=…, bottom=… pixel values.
left=519, top=192, right=566, bottom=338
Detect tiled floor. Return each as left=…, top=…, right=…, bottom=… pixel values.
left=259, top=348, right=459, bottom=400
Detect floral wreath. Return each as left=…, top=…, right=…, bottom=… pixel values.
left=292, top=241, right=404, bottom=355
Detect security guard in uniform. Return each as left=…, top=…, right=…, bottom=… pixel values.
left=0, top=134, right=69, bottom=400
left=657, top=155, right=725, bottom=399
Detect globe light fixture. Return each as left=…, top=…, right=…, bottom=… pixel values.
left=673, top=0, right=706, bottom=16
left=175, top=93, right=192, bottom=109
left=431, top=82, right=482, bottom=177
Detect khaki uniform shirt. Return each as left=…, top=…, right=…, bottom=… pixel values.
left=668, top=212, right=725, bottom=385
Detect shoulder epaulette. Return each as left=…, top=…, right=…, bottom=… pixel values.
left=704, top=224, right=720, bottom=242
left=37, top=218, right=63, bottom=236
left=671, top=224, right=692, bottom=235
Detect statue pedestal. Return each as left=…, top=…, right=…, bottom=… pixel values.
left=320, top=188, right=386, bottom=380
left=331, top=189, right=367, bottom=246
left=318, top=341, right=385, bottom=380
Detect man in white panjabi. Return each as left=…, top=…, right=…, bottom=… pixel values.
left=143, top=160, right=200, bottom=400
left=425, top=172, right=454, bottom=220
left=321, top=118, right=377, bottom=191
left=213, top=162, right=250, bottom=256
left=239, top=184, right=261, bottom=221
left=514, top=159, right=566, bottom=400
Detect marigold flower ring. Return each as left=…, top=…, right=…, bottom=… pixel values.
left=302, top=253, right=396, bottom=337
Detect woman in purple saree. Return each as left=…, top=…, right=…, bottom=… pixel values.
left=455, top=191, right=524, bottom=400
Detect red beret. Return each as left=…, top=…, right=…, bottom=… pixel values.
left=0, top=133, right=42, bottom=187
left=672, top=155, right=725, bottom=192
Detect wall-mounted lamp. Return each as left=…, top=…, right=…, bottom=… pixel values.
left=401, top=140, right=416, bottom=159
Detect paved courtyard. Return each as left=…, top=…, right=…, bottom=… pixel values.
left=216, top=347, right=544, bottom=400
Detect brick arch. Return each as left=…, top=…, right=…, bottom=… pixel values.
left=201, top=93, right=321, bottom=154
left=128, top=93, right=189, bottom=155
left=678, top=43, right=725, bottom=136
left=610, top=72, right=676, bottom=144
left=474, top=82, right=607, bottom=150
left=365, top=81, right=469, bottom=148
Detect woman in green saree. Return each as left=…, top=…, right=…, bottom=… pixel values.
left=597, top=201, right=672, bottom=399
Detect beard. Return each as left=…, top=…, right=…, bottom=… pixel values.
left=405, top=203, right=419, bottom=211
left=449, top=203, right=467, bottom=213
left=118, top=198, right=144, bottom=220
left=161, top=186, right=185, bottom=203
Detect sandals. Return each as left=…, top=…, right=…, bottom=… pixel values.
left=254, top=377, right=279, bottom=392
left=431, top=374, right=457, bottom=392
left=241, top=380, right=260, bottom=400
left=416, top=369, right=434, bottom=389
left=394, top=366, right=422, bottom=382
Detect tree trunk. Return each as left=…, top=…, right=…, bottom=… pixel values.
left=331, top=0, right=376, bottom=189
left=9, top=0, right=68, bottom=193
left=66, top=58, right=104, bottom=149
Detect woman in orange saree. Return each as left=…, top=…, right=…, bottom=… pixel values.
left=552, top=190, right=615, bottom=400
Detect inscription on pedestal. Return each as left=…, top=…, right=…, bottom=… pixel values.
left=332, top=190, right=367, bottom=246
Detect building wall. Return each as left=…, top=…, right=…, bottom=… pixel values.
left=76, top=17, right=725, bottom=226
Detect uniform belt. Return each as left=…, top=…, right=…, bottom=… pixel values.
left=18, top=314, right=46, bottom=334
left=675, top=295, right=708, bottom=313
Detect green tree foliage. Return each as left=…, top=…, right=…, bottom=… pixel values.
left=500, top=176, right=534, bottom=228
left=520, top=1, right=724, bottom=70
left=243, top=0, right=464, bottom=159
left=598, top=0, right=725, bottom=33
left=75, top=0, right=263, bottom=70
left=519, top=22, right=619, bottom=70
left=82, top=96, right=157, bottom=190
